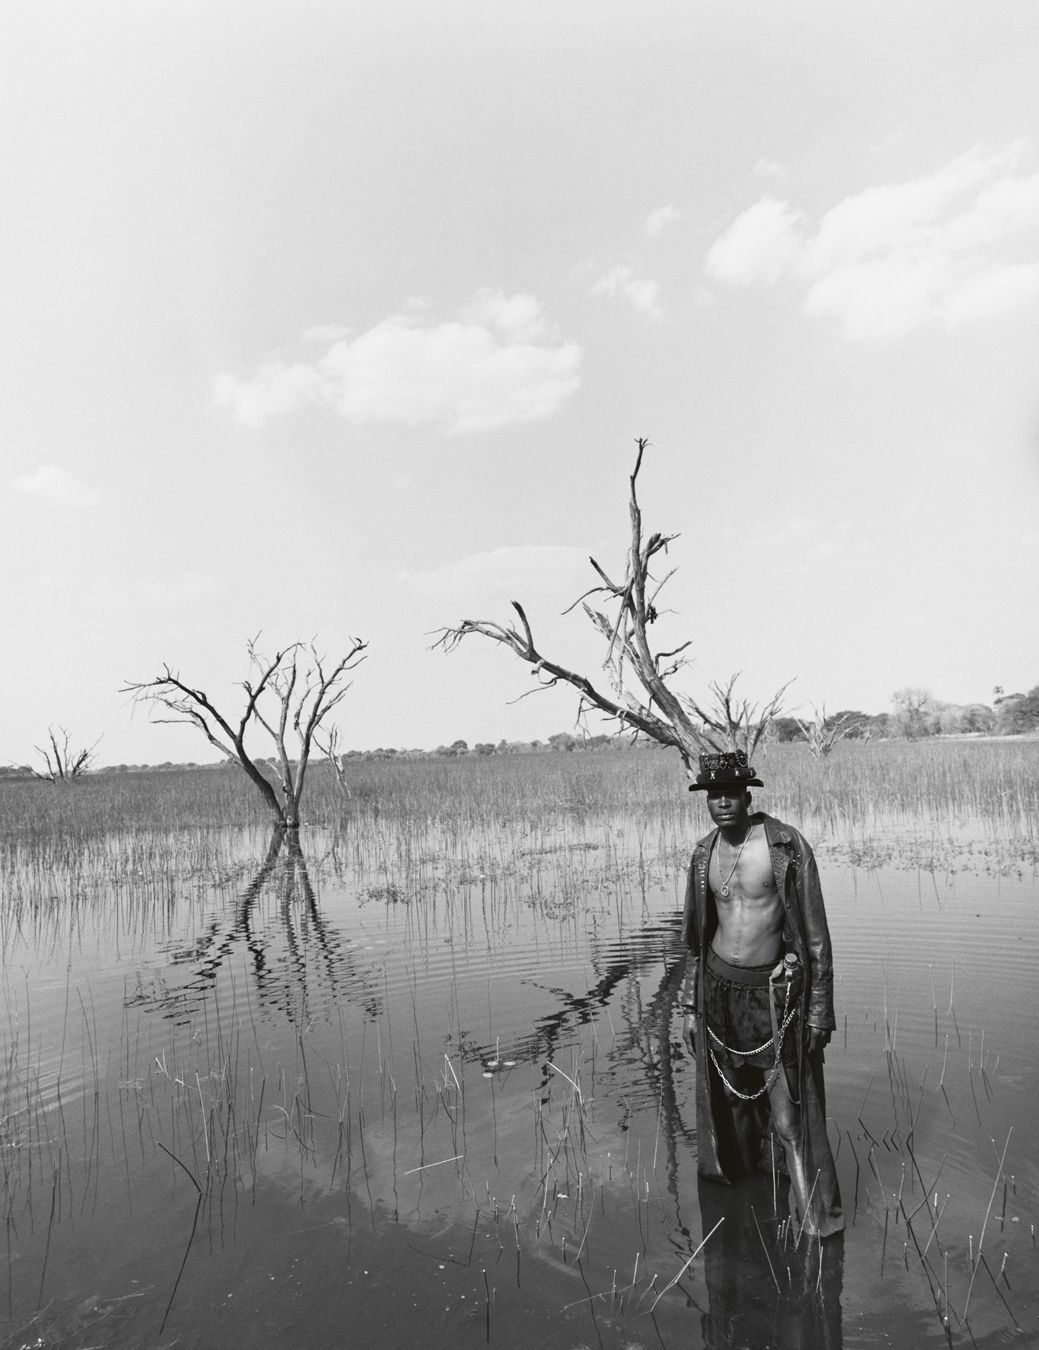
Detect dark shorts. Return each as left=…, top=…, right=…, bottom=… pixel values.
left=703, top=947, right=799, bottom=1071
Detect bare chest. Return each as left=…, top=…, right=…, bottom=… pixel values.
left=708, top=829, right=778, bottom=903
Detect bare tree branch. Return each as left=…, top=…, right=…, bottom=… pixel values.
left=696, top=675, right=793, bottom=760
left=434, top=439, right=788, bottom=775
left=793, top=704, right=859, bottom=758
left=315, top=724, right=353, bottom=798
left=123, top=636, right=367, bottom=826
left=30, top=727, right=101, bottom=783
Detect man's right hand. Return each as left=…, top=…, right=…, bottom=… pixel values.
left=682, top=1012, right=697, bottom=1056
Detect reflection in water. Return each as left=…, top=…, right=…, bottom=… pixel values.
left=697, top=1172, right=844, bottom=1348
left=506, top=916, right=686, bottom=1068
left=5, top=807, right=1037, bottom=1347
left=606, top=938, right=846, bottom=1348
left=148, top=833, right=847, bottom=1344
left=127, top=827, right=384, bottom=1022
left=463, top=902, right=846, bottom=1345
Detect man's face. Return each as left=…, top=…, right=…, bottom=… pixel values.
left=705, top=785, right=750, bottom=830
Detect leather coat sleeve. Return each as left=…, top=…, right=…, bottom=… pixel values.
left=681, top=852, right=698, bottom=952
left=681, top=852, right=702, bottom=1005
left=794, top=834, right=836, bottom=1030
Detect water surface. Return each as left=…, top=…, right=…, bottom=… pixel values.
left=1, top=808, right=1036, bottom=1348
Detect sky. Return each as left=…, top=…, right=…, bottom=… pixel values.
left=1, top=0, right=1038, bottom=766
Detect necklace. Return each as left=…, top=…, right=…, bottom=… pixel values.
left=718, top=826, right=753, bottom=898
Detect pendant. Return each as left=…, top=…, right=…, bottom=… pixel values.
left=720, top=886, right=730, bottom=897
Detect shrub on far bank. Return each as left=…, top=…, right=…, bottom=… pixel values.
left=994, top=687, right=1039, bottom=735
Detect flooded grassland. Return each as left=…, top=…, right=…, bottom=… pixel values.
left=1, top=741, right=1037, bottom=1349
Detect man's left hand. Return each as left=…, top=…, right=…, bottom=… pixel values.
left=806, top=1025, right=831, bottom=1055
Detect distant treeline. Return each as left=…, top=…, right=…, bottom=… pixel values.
left=2, top=685, right=1035, bottom=779
left=0, top=734, right=637, bottom=777
left=325, top=684, right=1039, bottom=762
left=340, top=732, right=637, bottom=761
left=774, top=684, right=1039, bottom=744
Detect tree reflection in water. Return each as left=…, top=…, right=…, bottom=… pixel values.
left=127, top=838, right=844, bottom=1343
left=128, top=826, right=383, bottom=1023
left=480, top=918, right=844, bottom=1347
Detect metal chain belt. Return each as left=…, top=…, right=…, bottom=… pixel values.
left=706, top=1002, right=800, bottom=1101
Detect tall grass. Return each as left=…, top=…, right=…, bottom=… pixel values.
left=1, top=738, right=1036, bottom=845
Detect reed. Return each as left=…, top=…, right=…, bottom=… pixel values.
left=1, top=738, right=1036, bottom=1342
left=1, top=737, right=1037, bottom=851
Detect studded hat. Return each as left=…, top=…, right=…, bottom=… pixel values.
left=687, top=749, right=764, bottom=792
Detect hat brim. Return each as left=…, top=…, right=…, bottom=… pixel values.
left=688, top=777, right=764, bottom=792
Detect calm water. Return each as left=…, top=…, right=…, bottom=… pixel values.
left=1, top=810, right=1036, bottom=1349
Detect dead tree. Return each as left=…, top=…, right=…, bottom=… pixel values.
left=793, top=705, right=858, bottom=758
left=705, top=672, right=789, bottom=761
left=435, top=439, right=786, bottom=777
left=30, top=726, right=101, bottom=783
left=123, top=638, right=367, bottom=827
left=314, top=723, right=351, bottom=798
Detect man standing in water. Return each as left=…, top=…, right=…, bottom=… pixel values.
left=682, top=750, right=843, bottom=1237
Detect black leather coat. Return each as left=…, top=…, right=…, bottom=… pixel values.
left=682, top=812, right=836, bottom=1030
left=682, top=811, right=844, bottom=1237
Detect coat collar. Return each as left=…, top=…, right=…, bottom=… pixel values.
left=692, top=811, right=794, bottom=853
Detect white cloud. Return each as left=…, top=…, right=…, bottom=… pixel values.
left=706, top=199, right=806, bottom=287
left=942, top=262, right=1039, bottom=326
left=752, top=159, right=786, bottom=180
left=213, top=294, right=581, bottom=433
left=706, top=144, right=1039, bottom=341
left=12, top=465, right=97, bottom=506
left=462, top=288, right=547, bottom=341
left=213, top=364, right=320, bottom=428
left=92, top=572, right=224, bottom=608
left=397, top=545, right=590, bottom=597
left=301, top=324, right=351, bottom=343
left=592, top=266, right=663, bottom=318
left=645, top=204, right=680, bottom=238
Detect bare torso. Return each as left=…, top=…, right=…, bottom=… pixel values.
left=708, top=822, right=784, bottom=966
